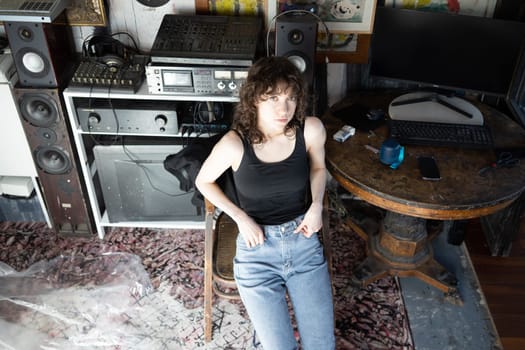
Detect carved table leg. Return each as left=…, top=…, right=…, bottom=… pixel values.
left=350, top=211, right=460, bottom=301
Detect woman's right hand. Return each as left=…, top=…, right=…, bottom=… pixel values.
left=236, top=214, right=265, bottom=248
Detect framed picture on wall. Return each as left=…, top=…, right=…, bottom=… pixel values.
left=55, top=0, right=107, bottom=26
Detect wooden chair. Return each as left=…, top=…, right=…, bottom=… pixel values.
left=203, top=194, right=332, bottom=342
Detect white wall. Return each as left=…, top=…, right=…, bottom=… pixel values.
left=71, top=0, right=195, bottom=53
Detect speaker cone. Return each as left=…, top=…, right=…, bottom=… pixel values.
left=37, top=127, right=57, bottom=145
left=19, top=93, right=59, bottom=127
left=20, top=49, right=48, bottom=75
left=35, top=146, right=71, bottom=174
left=287, top=54, right=308, bottom=74
left=17, top=25, right=34, bottom=41
left=288, top=29, right=304, bottom=45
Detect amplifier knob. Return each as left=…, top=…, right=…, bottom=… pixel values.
left=88, top=112, right=101, bottom=128
left=228, top=81, right=237, bottom=90
left=217, top=81, right=226, bottom=90
left=155, top=115, right=168, bottom=128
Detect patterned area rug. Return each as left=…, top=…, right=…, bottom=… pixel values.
left=0, top=206, right=413, bottom=349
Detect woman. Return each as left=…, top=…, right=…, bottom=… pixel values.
left=195, top=56, right=335, bottom=350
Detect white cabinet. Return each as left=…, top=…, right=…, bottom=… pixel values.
left=0, top=82, right=37, bottom=177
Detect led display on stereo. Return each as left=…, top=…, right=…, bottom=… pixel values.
left=146, top=64, right=248, bottom=98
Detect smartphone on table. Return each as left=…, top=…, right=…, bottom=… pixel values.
left=418, top=156, right=441, bottom=181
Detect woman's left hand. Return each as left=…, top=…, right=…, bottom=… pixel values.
left=294, top=202, right=323, bottom=237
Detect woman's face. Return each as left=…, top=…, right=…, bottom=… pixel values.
left=255, top=84, right=297, bottom=131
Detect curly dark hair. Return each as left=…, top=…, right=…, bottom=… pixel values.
left=231, top=56, right=307, bottom=144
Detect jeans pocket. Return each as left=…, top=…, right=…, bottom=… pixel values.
left=236, top=234, right=263, bottom=252
left=298, top=231, right=319, bottom=240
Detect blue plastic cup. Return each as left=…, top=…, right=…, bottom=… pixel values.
left=379, top=138, right=405, bottom=169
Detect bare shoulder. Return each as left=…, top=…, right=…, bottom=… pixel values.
left=217, top=130, right=243, bottom=150
left=304, top=116, right=326, bottom=145
left=210, top=130, right=244, bottom=167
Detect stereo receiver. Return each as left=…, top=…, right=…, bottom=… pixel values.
left=76, top=100, right=179, bottom=136
left=146, top=64, right=248, bottom=97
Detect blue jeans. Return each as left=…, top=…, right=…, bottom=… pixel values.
left=234, top=215, right=335, bottom=350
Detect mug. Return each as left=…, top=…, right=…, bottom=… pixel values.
left=379, top=138, right=405, bottom=169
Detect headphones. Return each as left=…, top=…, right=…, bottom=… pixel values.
left=82, top=33, right=138, bottom=67
left=194, top=102, right=224, bottom=124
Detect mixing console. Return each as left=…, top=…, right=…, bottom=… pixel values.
left=150, top=14, right=263, bottom=66
left=70, top=56, right=148, bottom=92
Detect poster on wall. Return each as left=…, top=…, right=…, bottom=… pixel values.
left=384, top=0, right=498, bottom=17
left=206, top=0, right=267, bottom=36
left=208, top=0, right=265, bottom=15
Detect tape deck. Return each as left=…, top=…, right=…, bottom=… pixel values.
left=146, top=64, right=248, bottom=98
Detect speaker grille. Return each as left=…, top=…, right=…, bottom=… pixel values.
left=21, top=2, right=54, bottom=11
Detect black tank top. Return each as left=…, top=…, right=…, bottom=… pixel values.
left=233, top=128, right=309, bottom=225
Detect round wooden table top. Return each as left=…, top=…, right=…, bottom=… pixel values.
left=324, top=91, right=525, bottom=220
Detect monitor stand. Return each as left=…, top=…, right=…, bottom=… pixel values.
left=388, top=92, right=484, bottom=126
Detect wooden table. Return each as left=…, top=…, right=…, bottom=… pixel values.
left=323, top=91, right=525, bottom=299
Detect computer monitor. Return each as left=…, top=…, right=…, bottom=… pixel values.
left=369, top=7, right=525, bottom=98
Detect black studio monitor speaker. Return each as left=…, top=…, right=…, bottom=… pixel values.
left=14, top=87, right=95, bottom=236
left=5, top=21, right=75, bottom=88
left=275, top=14, right=318, bottom=89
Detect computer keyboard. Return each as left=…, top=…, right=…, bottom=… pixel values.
left=389, top=120, right=493, bottom=149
